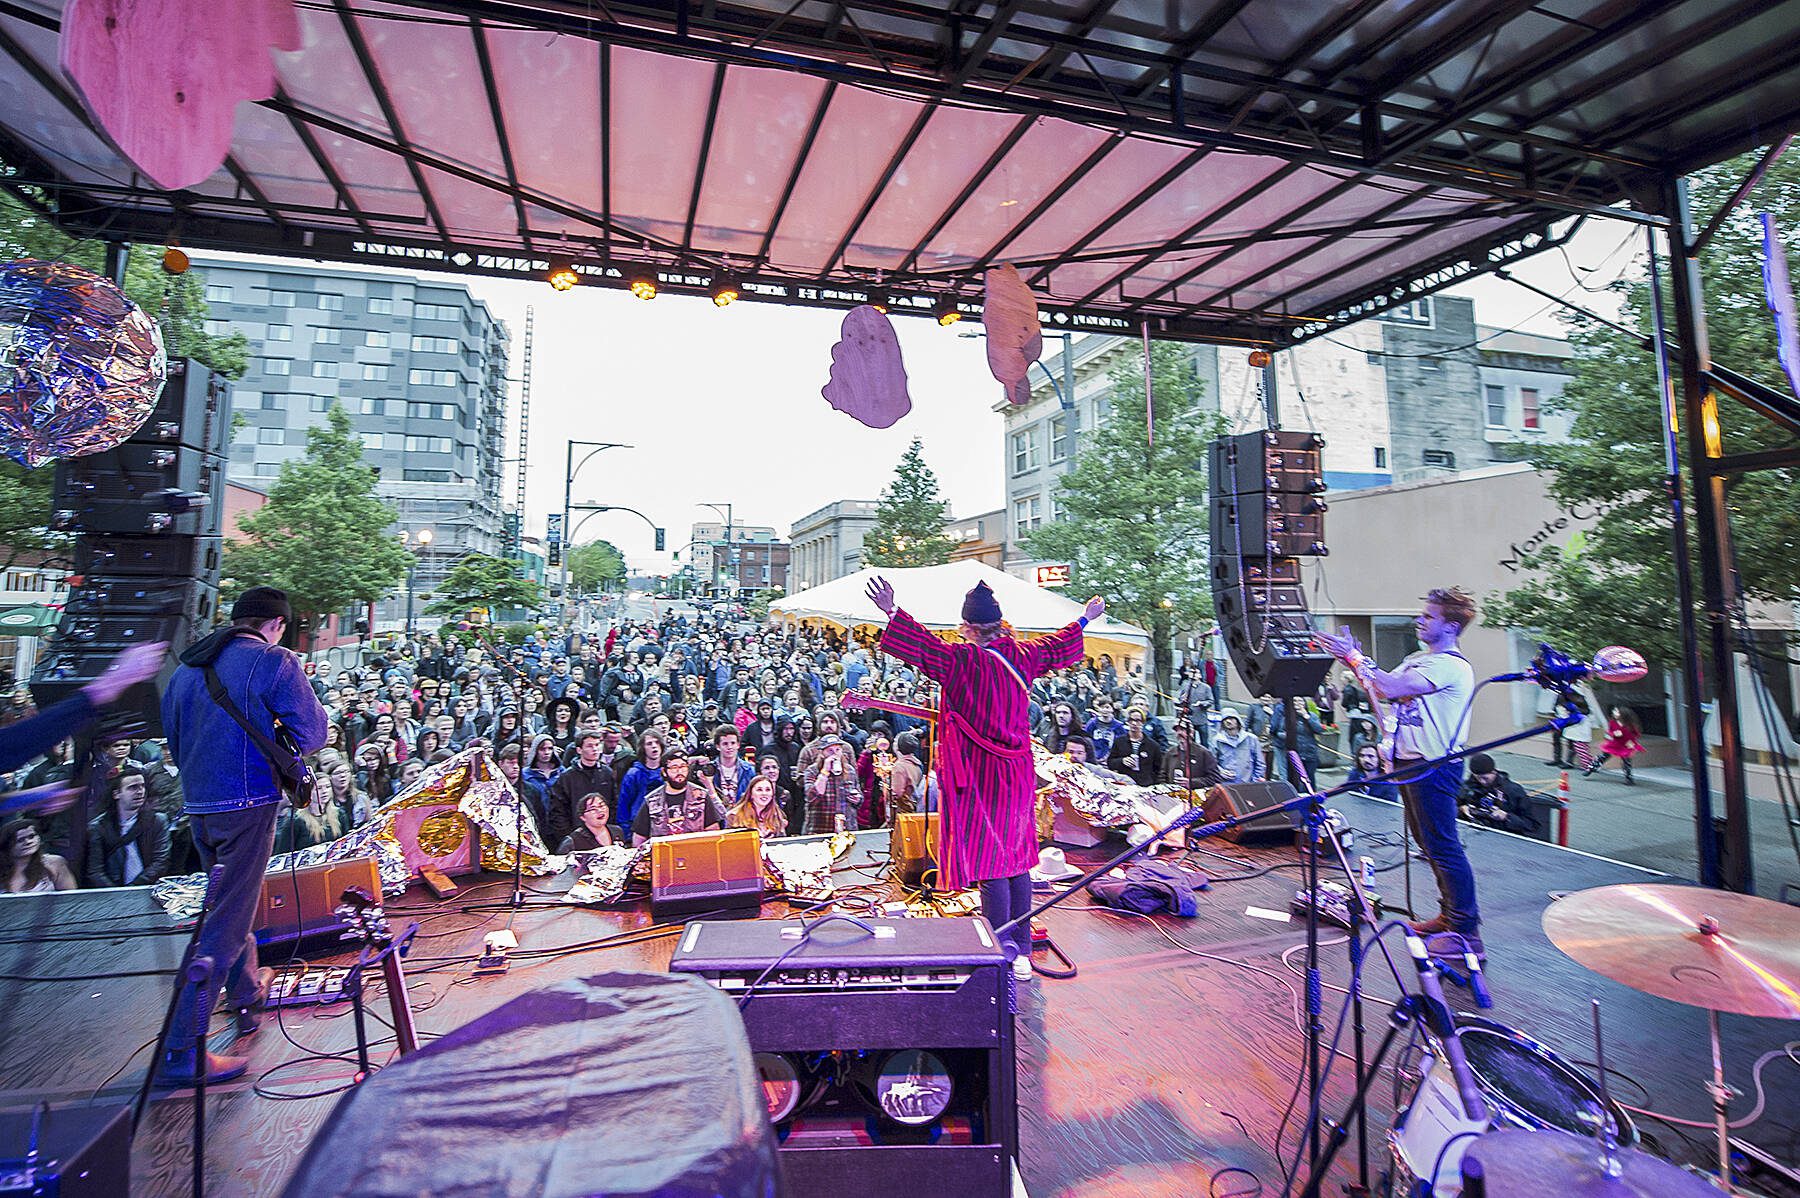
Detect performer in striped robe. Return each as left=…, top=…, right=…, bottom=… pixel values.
left=866, top=575, right=1106, bottom=978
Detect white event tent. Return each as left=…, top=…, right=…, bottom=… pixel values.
left=770, top=561, right=1151, bottom=668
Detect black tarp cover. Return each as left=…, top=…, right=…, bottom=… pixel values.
left=282, top=970, right=783, bottom=1198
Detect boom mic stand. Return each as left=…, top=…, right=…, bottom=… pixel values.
left=466, top=628, right=547, bottom=908
left=999, top=700, right=1586, bottom=1189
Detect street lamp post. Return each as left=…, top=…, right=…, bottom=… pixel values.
left=403, top=527, right=434, bottom=635
left=700, top=501, right=733, bottom=598
left=563, top=441, right=632, bottom=595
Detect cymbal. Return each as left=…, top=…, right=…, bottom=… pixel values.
left=1462, top=1129, right=1720, bottom=1198
left=1543, top=883, right=1800, bottom=1020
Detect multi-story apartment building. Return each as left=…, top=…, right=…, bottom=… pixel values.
left=788, top=500, right=880, bottom=591
left=191, top=256, right=509, bottom=625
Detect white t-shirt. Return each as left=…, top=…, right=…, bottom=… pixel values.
left=1390, top=649, right=1473, bottom=761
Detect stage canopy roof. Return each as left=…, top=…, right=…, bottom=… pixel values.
left=2, top=0, right=1798, bottom=344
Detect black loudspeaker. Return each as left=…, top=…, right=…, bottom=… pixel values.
left=0, top=1104, right=131, bottom=1197
left=1202, top=780, right=1303, bottom=844
left=670, top=917, right=1016, bottom=1196
left=32, top=360, right=229, bottom=735
left=1210, top=430, right=1334, bottom=698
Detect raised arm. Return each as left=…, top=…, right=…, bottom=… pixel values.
left=867, top=576, right=956, bottom=680
left=1020, top=594, right=1106, bottom=678
left=1313, top=628, right=1439, bottom=701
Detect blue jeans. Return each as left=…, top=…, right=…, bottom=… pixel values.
left=167, top=802, right=280, bottom=1055
left=979, top=872, right=1033, bottom=961
left=1396, top=759, right=1480, bottom=933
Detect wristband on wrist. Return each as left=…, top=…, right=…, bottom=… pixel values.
left=1078, top=615, right=1090, bottom=629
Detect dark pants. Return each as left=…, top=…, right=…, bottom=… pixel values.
left=979, top=872, right=1033, bottom=961
left=166, top=802, right=280, bottom=1056
left=1396, top=759, right=1480, bottom=933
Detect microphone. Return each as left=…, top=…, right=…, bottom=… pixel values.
left=1405, top=934, right=1488, bottom=1121
left=1493, top=643, right=1647, bottom=691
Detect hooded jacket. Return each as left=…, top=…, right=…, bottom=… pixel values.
left=1213, top=725, right=1264, bottom=783
left=160, top=626, right=330, bottom=814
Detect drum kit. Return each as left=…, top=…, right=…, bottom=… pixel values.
left=1387, top=883, right=1800, bottom=1196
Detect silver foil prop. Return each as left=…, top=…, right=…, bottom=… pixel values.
left=564, top=844, right=648, bottom=905
left=0, top=259, right=166, bottom=466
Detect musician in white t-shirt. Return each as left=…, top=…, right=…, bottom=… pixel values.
left=1316, top=587, right=1483, bottom=961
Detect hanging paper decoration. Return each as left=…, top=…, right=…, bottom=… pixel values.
left=821, top=304, right=912, bottom=429
left=0, top=259, right=166, bottom=468
left=983, top=263, right=1044, bottom=406
left=1759, top=213, right=1800, bottom=402
left=59, top=0, right=301, bottom=191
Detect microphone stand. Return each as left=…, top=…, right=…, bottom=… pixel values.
left=467, top=628, right=546, bottom=908
left=131, top=863, right=225, bottom=1137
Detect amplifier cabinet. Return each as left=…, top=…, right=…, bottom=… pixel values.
left=671, top=916, right=1017, bottom=1196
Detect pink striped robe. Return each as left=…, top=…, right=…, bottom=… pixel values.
left=879, top=609, right=1087, bottom=888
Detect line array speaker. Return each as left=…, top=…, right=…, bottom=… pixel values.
left=1209, top=430, right=1335, bottom=699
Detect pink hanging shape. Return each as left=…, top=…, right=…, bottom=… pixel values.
left=60, top=0, right=302, bottom=192
left=821, top=304, right=912, bottom=429
left=983, top=263, right=1045, bottom=406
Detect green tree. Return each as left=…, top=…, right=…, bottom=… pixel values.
left=862, top=438, right=957, bottom=566
left=0, top=187, right=250, bottom=378
left=427, top=553, right=543, bottom=618
left=1488, top=150, right=1800, bottom=667
left=223, top=405, right=412, bottom=643
left=0, top=461, right=53, bottom=569
left=566, top=539, right=627, bottom=593
left=1024, top=342, right=1220, bottom=696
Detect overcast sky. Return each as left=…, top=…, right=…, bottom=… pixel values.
left=211, top=217, right=1643, bottom=574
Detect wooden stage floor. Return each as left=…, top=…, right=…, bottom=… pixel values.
left=1, top=793, right=1795, bottom=1197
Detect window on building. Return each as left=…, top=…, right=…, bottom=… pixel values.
left=310, top=361, right=339, bottom=378
left=1381, top=297, right=1434, bottom=327
left=204, top=284, right=232, bottom=302
left=270, top=291, right=297, bottom=307
left=1485, top=384, right=1507, bottom=427
left=1374, top=446, right=1387, bottom=469
left=203, top=319, right=229, bottom=336
left=405, top=436, right=453, bottom=453
left=313, top=327, right=341, bottom=345
left=263, top=358, right=291, bottom=375
left=1422, top=449, right=1456, bottom=469
left=256, top=427, right=285, bottom=445
left=254, top=462, right=280, bottom=477
left=410, top=335, right=458, bottom=353
left=262, top=393, right=283, bottom=410
left=360, top=398, right=386, bottom=416
left=361, top=432, right=383, bottom=449
left=1049, top=414, right=1069, bottom=462
left=1013, top=494, right=1042, bottom=535
left=1520, top=387, right=1541, bottom=430
left=1012, top=429, right=1039, bottom=475
left=408, top=369, right=458, bottom=386
left=309, top=395, right=331, bottom=412
left=404, top=469, right=451, bottom=482
left=364, top=330, right=390, bottom=348
left=367, top=297, right=394, bottom=315
left=414, top=303, right=461, bottom=321
left=363, top=363, right=390, bottom=381
left=316, top=293, right=344, bottom=311
left=266, top=324, right=292, bottom=341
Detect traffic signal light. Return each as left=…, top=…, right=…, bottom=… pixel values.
left=654, top=527, right=666, bottom=552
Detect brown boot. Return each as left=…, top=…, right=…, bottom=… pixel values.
left=1408, top=913, right=1451, bottom=936
left=155, top=1050, right=249, bottom=1088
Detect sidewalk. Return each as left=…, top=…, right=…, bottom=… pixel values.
left=1317, top=744, right=1800, bottom=900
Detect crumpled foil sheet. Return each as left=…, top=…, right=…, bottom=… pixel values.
left=1035, top=741, right=1197, bottom=829
left=0, top=259, right=165, bottom=466
left=564, top=844, right=648, bottom=905
left=152, top=748, right=563, bottom=919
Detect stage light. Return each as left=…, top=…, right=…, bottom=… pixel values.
left=710, top=274, right=741, bottom=307
left=629, top=274, right=659, bottom=301
left=161, top=246, right=189, bottom=275
left=1248, top=349, right=1272, bottom=368
left=547, top=257, right=578, bottom=292
left=933, top=296, right=961, bottom=326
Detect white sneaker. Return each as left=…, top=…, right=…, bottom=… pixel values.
left=1012, top=956, right=1034, bottom=981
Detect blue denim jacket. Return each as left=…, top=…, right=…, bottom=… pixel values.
left=161, top=628, right=330, bottom=814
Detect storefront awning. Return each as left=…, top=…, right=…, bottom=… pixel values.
left=0, top=605, right=61, bottom=636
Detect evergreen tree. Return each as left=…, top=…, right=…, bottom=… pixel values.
left=223, top=405, right=412, bottom=643
left=1488, top=150, right=1800, bottom=667
left=862, top=438, right=957, bottom=567
left=1024, top=342, right=1220, bottom=696
left=428, top=554, right=543, bottom=619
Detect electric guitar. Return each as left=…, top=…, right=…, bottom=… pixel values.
left=840, top=693, right=941, bottom=724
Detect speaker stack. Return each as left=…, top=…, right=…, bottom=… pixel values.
left=30, top=359, right=228, bottom=734
left=1209, top=430, right=1334, bottom=699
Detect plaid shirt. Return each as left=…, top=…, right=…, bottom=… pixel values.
left=803, top=750, right=863, bottom=835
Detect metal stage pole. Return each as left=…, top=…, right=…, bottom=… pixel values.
left=1660, top=177, right=1753, bottom=893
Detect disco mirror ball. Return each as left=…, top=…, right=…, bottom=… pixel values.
left=0, top=258, right=166, bottom=467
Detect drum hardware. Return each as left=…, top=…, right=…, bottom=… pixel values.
left=1545, top=883, right=1800, bottom=1196
left=1458, top=1128, right=1724, bottom=1198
